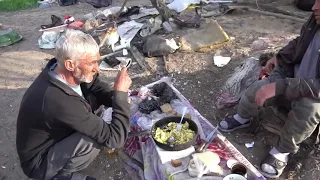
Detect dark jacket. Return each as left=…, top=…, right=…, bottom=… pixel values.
left=16, top=59, right=130, bottom=177
left=275, top=14, right=320, bottom=100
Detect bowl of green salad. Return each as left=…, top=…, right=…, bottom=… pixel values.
left=151, top=116, right=198, bottom=151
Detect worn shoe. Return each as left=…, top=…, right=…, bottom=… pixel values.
left=218, top=116, right=251, bottom=132
left=260, top=154, right=287, bottom=178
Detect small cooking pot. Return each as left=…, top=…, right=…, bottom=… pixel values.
left=151, top=116, right=198, bottom=151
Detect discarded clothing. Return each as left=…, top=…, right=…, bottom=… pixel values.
left=130, top=8, right=159, bottom=20
left=86, top=0, right=113, bottom=8
left=140, top=15, right=163, bottom=37
left=215, top=58, right=261, bottom=109
left=143, top=36, right=179, bottom=57
left=117, top=20, right=144, bottom=45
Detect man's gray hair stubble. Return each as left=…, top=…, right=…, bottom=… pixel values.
left=55, top=29, right=99, bottom=66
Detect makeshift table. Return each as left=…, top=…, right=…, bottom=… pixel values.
left=118, top=77, right=266, bottom=180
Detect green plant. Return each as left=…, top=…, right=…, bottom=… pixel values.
left=0, top=0, right=38, bottom=11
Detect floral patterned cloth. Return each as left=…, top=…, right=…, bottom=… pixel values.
left=118, top=77, right=266, bottom=180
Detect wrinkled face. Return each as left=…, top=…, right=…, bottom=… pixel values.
left=313, top=0, right=320, bottom=24
left=71, top=53, right=100, bottom=83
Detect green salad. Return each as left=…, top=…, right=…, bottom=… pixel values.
left=154, top=122, right=195, bottom=145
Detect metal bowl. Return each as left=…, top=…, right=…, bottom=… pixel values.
left=151, top=116, right=198, bottom=151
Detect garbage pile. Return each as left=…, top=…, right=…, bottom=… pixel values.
left=37, top=0, right=234, bottom=71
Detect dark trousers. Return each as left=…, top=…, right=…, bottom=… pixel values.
left=237, top=66, right=320, bottom=154
left=34, top=92, right=104, bottom=180
left=42, top=133, right=101, bottom=180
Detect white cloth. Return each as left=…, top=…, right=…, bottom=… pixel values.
left=156, top=145, right=195, bottom=164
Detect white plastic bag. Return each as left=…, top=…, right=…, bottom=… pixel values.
left=171, top=99, right=189, bottom=114
left=38, top=31, right=61, bottom=49
left=137, top=116, right=152, bottom=130
left=167, top=0, right=200, bottom=12
left=189, top=155, right=210, bottom=178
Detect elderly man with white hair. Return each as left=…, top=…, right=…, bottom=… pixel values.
left=16, top=29, right=132, bottom=180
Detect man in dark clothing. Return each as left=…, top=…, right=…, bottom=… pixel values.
left=16, top=29, right=132, bottom=180
left=218, top=0, right=320, bottom=178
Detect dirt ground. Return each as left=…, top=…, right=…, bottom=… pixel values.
left=0, top=0, right=318, bottom=179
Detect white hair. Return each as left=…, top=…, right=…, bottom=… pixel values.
left=55, top=29, right=99, bottom=66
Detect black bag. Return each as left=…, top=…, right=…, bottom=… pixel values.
left=142, top=36, right=178, bottom=57
left=295, top=0, right=315, bottom=11
left=58, top=0, right=78, bottom=6
left=86, top=0, right=114, bottom=8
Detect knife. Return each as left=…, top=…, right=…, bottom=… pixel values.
left=196, top=126, right=219, bottom=153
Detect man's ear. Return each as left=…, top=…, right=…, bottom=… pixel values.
left=65, top=59, right=76, bottom=71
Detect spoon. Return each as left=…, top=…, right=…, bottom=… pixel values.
left=177, top=107, right=188, bottom=131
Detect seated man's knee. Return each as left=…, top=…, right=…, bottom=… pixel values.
left=71, top=133, right=101, bottom=155
left=291, top=98, right=320, bottom=125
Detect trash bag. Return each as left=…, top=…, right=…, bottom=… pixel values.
left=139, top=97, right=160, bottom=114
left=143, top=36, right=179, bottom=57
left=58, top=0, right=78, bottom=6
left=152, top=82, right=177, bottom=106
left=215, top=57, right=261, bottom=109
left=86, top=0, right=114, bottom=8
left=295, top=0, right=314, bottom=11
